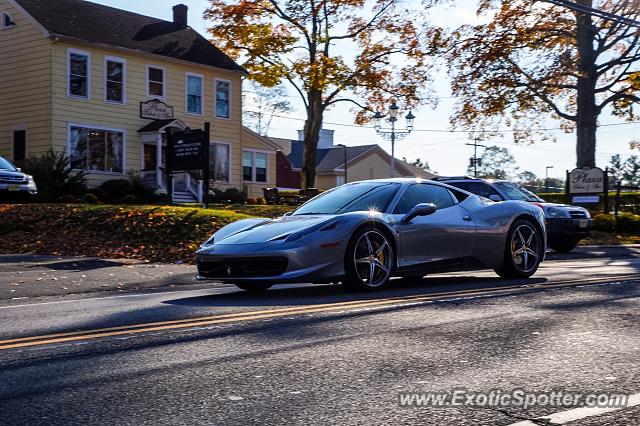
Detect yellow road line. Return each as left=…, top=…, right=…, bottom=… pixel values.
left=1, top=274, right=639, bottom=351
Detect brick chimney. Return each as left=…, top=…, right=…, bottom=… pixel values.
left=173, top=4, right=188, bottom=28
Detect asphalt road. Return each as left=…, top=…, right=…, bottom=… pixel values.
left=1, top=250, right=639, bottom=425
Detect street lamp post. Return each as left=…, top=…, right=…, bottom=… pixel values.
left=545, top=165, right=554, bottom=193
left=372, top=103, right=415, bottom=178
left=337, top=144, right=348, bottom=184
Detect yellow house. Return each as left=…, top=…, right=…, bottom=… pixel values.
left=0, top=0, right=276, bottom=200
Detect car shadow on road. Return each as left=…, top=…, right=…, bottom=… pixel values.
left=163, top=275, right=549, bottom=308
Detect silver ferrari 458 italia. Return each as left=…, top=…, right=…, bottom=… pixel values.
left=196, top=179, right=546, bottom=291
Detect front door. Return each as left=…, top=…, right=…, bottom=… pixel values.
left=394, top=183, right=475, bottom=269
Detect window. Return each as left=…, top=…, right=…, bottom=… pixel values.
left=215, top=79, right=230, bottom=118
left=105, top=57, right=125, bottom=104
left=447, top=181, right=501, bottom=200
left=210, top=143, right=230, bottom=182
left=186, top=74, right=203, bottom=115
left=0, top=12, right=14, bottom=29
left=243, top=150, right=268, bottom=183
left=394, top=184, right=455, bottom=214
left=68, top=50, right=90, bottom=98
left=292, top=182, right=401, bottom=216
left=13, top=130, right=26, bottom=162
left=147, top=66, right=165, bottom=98
left=69, top=125, right=124, bottom=173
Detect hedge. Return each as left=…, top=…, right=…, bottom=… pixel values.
left=538, top=192, right=640, bottom=213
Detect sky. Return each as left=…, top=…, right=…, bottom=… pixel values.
left=91, top=0, right=640, bottom=179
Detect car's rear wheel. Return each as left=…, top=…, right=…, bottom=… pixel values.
left=234, top=282, right=274, bottom=292
left=549, top=240, right=579, bottom=253
left=343, top=227, right=394, bottom=291
left=495, top=219, right=543, bottom=279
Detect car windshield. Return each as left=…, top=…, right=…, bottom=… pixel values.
left=0, top=156, right=17, bottom=171
left=292, top=182, right=401, bottom=215
left=493, top=182, right=542, bottom=202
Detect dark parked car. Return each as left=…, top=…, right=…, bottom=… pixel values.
left=0, top=155, right=37, bottom=201
left=437, top=177, right=591, bottom=253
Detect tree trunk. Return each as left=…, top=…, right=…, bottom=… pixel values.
left=301, top=93, right=323, bottom=189
left=575, top=0, right=598, bottom=169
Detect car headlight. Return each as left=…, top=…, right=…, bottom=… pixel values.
left=546, top=207, right=567, bottom=218
left=26, top=175, right=37, bottom=191
left=284, top=219, right=341, bottom=244
left=200, top=234, right=216, bottom=248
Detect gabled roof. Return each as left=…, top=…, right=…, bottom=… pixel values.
left=14, top=0, right=246, bottom=73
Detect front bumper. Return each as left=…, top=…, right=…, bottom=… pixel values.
left=546, top=217, right=592, bottom=242
left=0, top=182, right=37, bottom=196
left=195, top=241, right=346, bottom=284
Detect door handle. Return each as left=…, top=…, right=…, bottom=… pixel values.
left=463, top=215, right=472, bottom=221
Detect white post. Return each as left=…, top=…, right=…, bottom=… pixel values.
left=156, top=133, right=163, bottom=189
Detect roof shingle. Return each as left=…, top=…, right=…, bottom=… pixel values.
left=15, top=0, right=245, bottom=72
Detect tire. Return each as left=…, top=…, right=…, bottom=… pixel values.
left=234, top=282, right=274, bottom=292
left=343, top=226, right=395, bottom=291
left=494, top=219, right=543, bottom=279
left=549, top=240, right=579, bottom=253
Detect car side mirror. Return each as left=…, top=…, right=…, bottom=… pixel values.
left=489, top=194, right=503, bottom=202
left=401, top=203, right=437, bottom=223
left=16, top=168, right=21, bottom=172
left=283, top=211, right=292, bottom=217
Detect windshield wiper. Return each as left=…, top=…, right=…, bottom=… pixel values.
left=293, top=212, right=329, bottom=216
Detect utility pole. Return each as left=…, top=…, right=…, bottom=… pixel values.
left=466, top=139, right=486, bottom=178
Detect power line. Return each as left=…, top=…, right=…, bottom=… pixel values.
left=545, top=0, right=640, bottom=28
left=251, top=111, right=640, bottom=133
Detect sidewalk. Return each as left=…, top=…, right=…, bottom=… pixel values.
left=1, top=245, right=640, bottom=301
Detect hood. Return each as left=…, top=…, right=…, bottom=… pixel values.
left=216, top=215, right=334, bottom=244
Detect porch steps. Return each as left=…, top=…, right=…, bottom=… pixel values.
left=173, top=190, right=198, bottom=205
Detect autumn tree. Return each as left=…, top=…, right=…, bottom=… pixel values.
left=402, top=157, right=431, bottom=171
left=467, top=145, right=519, bottom=179
left=445, top=0, right=640, bottom=169
left=205, top=0, right=439, bottom=188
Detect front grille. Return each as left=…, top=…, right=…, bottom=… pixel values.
left=0, top=174, right=26, bottom=183
left=569, top=210, right=587, bottom=219
left=198, top=257, right=288, bottom=279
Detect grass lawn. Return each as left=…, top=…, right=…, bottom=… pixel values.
left=0, top=203, right=289, bottom=264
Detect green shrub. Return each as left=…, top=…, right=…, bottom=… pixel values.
left=22, top=149, right=87, bottom=202
left=99, top=179, right=131, bottom=203
left=121, top=194, right=139, bottom=204
left=616, top=212, right=640, bottom=234
left=221, top=188, right=247, bottom=204
left=593, top=213, right=616, bottom=233
left=127, top=174, right=158, bottom=204
left=83, top=193, right=100, bottom=204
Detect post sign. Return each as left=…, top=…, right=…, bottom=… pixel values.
left=572, top=195, right=600, bottom=204
left=568, top=167, right=605, bottom=194
left=140, top=99, right=174, bottom=120
left=171, top=129, right=206, bottom=171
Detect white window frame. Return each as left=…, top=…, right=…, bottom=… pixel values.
left=67, top=123, right=127, bottom=175
left=104, top=56, right=126, bottom=105
left=242, top=149, right=270, bottom=184
left=146, top=65, right=166, bottom=99
left=214, top=78, right=231, bottom=119
left=210, top=141, right=231, bottom=183
left=0, top=11, right=15, bottom=30
left=185, top=72, right=204, bottom=116
left=67, top=48, right=91, bottom=99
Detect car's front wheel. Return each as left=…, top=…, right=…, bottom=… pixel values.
left=234, top=282, right=274, bottom=292
left=343, top=227, right=394, bottom=291
left=495, top=219, right=543, bottom=279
